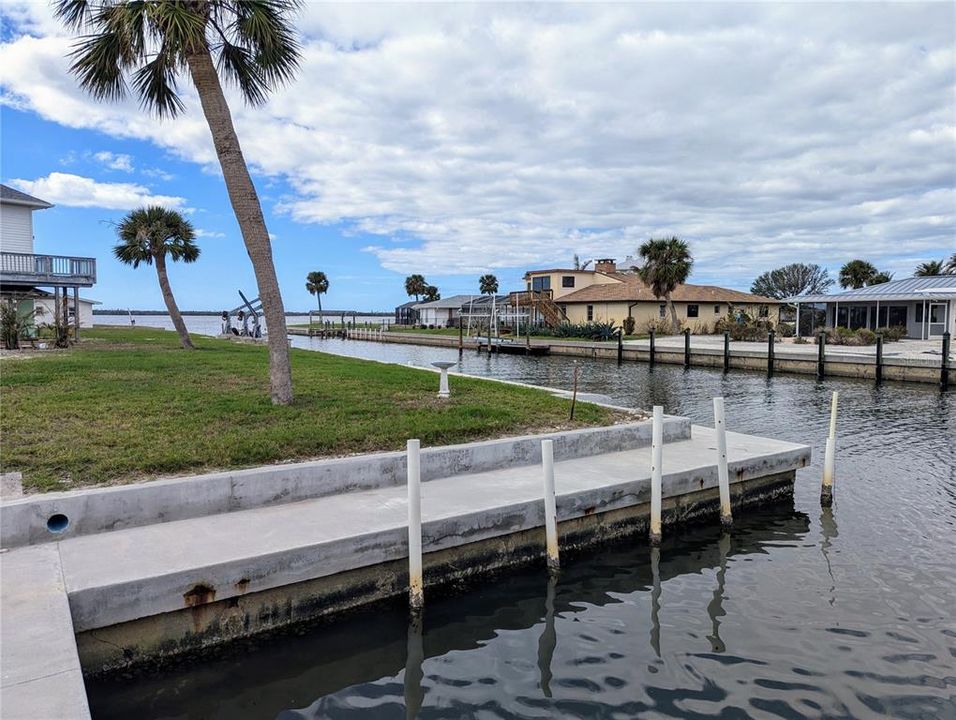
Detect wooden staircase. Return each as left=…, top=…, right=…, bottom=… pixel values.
left=509, top=291, right=567, bottom=328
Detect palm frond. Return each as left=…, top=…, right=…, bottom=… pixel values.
left=131, top=42, right=186, bottom=117
left=53, top=0, right=95, bottom=31
left=68, top=30, right=129, bottom=102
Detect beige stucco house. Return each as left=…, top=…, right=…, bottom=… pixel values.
left=525, top=259, right=781, bottom=332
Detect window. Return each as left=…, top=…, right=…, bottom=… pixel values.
left=561, top=276, right=575, bottom=288
left=531, top=276, right=551, bottom=292
left=714, top=304, right=721, bottom=314
left=849, top=306, right=868, bottom=330
left=888, top=306, right=907, bottom=327
left=687, top=304, right=699, bottom=318
left=659, top=303, right=666, bottom=318
left=915, top=303, right=923, bottom=323
left=587, top=305, right=594, bottom=321
left=758, top=305, right=769, bottom=318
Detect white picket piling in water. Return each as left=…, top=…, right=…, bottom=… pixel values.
left=650, top=405, right=663, bottom=546
left=821, top=391, right=838, bottom=507
left=541, top=439, right=559, bottom=571
left=407, top=439, right=424, bottom=611
left=713, top=397, right=732, bottom=529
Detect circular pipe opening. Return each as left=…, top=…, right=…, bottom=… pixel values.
left=46, top=513, right=70, bottom=534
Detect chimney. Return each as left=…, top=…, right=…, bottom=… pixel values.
left=594, top=258, right=616, bottom=273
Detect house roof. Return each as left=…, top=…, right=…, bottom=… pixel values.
left=0, top=184, right=53, bottom=209
left=413, top=294, right=478, bottom=310
left=787, top=275, right=956, bottom=303
left=558, top=273, right=780, bottom=305
left=524, top=268, right=598, bottom=278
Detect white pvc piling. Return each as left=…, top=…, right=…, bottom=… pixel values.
left=713, top=397, right=732, bottom=529
left=541, top=439, right=559, bottom=571
left=650, top=405, right=663, bottom=546
left=821, top=391, right=838, bottom=507
left=407, top=439, right=424, bottom=611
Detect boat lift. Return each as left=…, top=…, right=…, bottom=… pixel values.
left=221, top=291, right=263, bottom=338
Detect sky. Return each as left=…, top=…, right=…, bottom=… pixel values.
left=1, top=2, right=954, bottom=312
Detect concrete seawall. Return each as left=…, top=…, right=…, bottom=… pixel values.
left=1, top=417, right=809, bottom=714
left=294, top=330, right=951, bottom=385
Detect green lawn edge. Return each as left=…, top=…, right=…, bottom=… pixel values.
left=0, top=328, right=618, bottom=492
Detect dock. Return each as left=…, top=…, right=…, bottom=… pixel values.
left=1, top=417, right=809, bottom=713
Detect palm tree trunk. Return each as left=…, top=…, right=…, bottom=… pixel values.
left=317, top=293, right=323, bottom=315
left=667, top=293, right=680, bottom=333
left=154, top=253, right=194, bottom=350
left=186, top=49, right=293, bottom=404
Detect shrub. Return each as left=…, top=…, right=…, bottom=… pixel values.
left=856, top=329, right=877, bottom=345
left=777, top=322, right=795, bottom=338
left=882, top=325, right=907, bottom=342
left=644, top=318, right=678, bottom=336
left=622, top=316, right=636, bottom=336
left=1, top=300, right=37, bottom=349
left=550, top=321, right=619, bottom=341
left=793, top=335, right=809, bottom=344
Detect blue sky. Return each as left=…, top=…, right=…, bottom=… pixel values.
left=1, top=3, right=954, bottom=311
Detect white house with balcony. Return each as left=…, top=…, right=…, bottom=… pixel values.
left=0, top=184, right=97, bottom=338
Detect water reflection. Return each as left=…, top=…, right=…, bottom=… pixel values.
left=535, top=575, right=557, bottom=698
left=404, top=615, right=424, bottom=719
left=706, top=532, right=731, bottom=654
left=88, top=510, right=816, bottom=719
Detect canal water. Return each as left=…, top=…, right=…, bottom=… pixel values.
left=88, top=336, right=956, bottom=719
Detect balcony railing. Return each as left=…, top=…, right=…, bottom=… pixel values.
left=0, top=251, right=97, bottom=287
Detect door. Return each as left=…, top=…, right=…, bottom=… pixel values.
left=928, top=302, right=947, bottom=338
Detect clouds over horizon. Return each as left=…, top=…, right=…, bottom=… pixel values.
left=10, top=172, right=187, bottom=211
left=1, top=3, right=953, bottom=284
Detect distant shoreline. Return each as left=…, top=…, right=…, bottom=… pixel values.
left=93, top=309, right=393, bottom=317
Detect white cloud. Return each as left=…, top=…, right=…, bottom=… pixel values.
left=194, top=228, right=225, bottom=238
left=10, top=172, right=187, bottom=211
left=93, top=151, right=133, bottom=172
left=1, top=2, right=954, bottom=285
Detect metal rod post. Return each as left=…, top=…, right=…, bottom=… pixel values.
left=817, top=331, right=826, bottom=379
left=821, top=392, right=838, bottom=507
left=942, top=332, right=951, bottom=390
left=683, top=328, right=691, bottom=368
left=875, top=333, right=883, bottom=384
left=650, top=405, right=663, bottom=546
left=723, top=331, right=730, bottom=373
left=617, top=329, right=623, bottom=365
left=767, top=329, right=775, bottom=377
left=714, top=397, right=732, bottom=528
left=541, top=439, right=559, bottom=572
left=649, top=328, right=656, bottom=365
left=407, top=439, right=424, bottom=611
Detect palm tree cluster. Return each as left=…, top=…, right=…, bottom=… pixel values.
left=479, top=274, right=499, bottom=295
left=914, top=256, right=956, bottom=277
left=55, top=0, right=302, bottom=404
left=305, top=271, right=329, bottom=313
left=114, top=206, right=199, bottom=350
left=405, top=274, right=439, bottom=302
left=636, top=237, right=693, bottom=332
left=837, top=260, right=893, bottom=289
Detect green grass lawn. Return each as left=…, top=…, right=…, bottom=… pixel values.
left=0, top=328, right=615, bottom=492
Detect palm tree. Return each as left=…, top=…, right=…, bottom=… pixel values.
left=870, top=271, right=894, bottom=285
left=838, top=260, right=879, bottom=289
left=422, top=285, right=440, bottom=302
left=572, top=254, right=592, bottom=270
left=114, top=206, right=199, bottom=350
left=945, top=254, right=956, bottom=274
left=637, top=237, right=693, bottom=332
left=305, top=271, right=329, bottom=315
left=405, top=274, right=427, bottom=301
left=479, top=274, right=499, bottom=295
left=914, top=259, right=944, bottom=277
left=55, top=1, right=300, bottom=405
